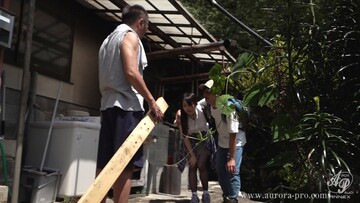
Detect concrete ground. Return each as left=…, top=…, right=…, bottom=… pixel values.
left=54, top=165, right=263, bottom=203
left=103, top=181, right=262, bottom=203
left=100, top=164, right=263, bottom=203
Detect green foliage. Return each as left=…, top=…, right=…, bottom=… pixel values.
left=208, top=64, right=226, bottom=95
left=271, top=114, right=297, bottom=142
left=232, top=52, right=256, bottom=73
left=293, top=112, right=355, bottom=173
left=265, top=150, right=298, bottom=168
left=181, top=0, right=360, bottom=195
left=216, top=94, right=234, bottom=116
left=179, top=0, right=279, bottom=55
left=208, top=52, right=256, bottom=113
left=277, top=163, right=308, bottom=190
left=174, top=128, right=217, bottom=165
left=225, top=54, right=258, bottom=95
left=243, top=84, right=278, bottom=107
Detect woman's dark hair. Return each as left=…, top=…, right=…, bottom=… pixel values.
left=180, top=92, right=198, bottom=136
left=122, top=4, right=148, bottom=25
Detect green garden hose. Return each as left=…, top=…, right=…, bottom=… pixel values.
left=0, top=139, right=11, bottom=196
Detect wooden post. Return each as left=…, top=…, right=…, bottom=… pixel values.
left=78, top=97, right=168, bottom=203
left=11, top=0, right=36, bottom=202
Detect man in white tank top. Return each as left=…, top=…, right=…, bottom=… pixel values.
left=97, top=4, right=163, bottom=203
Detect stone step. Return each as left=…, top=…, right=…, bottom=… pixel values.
left=0, top=185, right=9, bottom=203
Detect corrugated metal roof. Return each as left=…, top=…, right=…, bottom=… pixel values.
left=75, top=0, right=235, bottom=64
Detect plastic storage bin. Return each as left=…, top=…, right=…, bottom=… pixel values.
left=25, top=120, right=100, bottom=197
left=20, top=166, right=61, bottom=203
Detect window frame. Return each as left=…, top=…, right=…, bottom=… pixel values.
left=4, top=0, right=74, bottom=82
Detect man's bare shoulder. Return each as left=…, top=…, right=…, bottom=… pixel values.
left=122, top=31, right=138, bottom=45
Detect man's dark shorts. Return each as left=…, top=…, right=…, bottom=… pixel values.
left=97, top=106, right=144, bottom=169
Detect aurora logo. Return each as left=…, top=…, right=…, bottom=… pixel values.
left=327, top=170, right=353, bottom=194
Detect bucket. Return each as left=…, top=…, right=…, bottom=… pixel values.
left=19, top=166, right=61, bottom=203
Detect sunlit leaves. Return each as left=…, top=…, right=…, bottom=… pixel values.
left=243, top=83, right=278, bottom=107
left=208, top=64, right=227, bottom=95
left=216, top=94, right=235, bottom=116
left=232, top=52, right=256, bottom=73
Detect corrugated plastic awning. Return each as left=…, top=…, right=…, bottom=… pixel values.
left=75, top=0, right=235, bottom=64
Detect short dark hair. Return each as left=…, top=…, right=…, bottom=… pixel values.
left=122, top=4, right=148, bottom=25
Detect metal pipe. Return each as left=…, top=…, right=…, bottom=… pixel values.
left=207, top=0, right=272, bottom=47
left=40, top=81, right=62, bottom=172
left=147, top=39, right=235, bottom=60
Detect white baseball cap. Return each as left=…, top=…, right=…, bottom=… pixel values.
left=199, top=79, right=214, bottom=90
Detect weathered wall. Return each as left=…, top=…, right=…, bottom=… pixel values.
left=2, top=0, right=113, bottom=139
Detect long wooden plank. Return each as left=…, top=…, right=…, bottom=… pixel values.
left=78, top=97, right=168, bottom=203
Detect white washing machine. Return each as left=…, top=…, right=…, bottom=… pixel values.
left=25, top=119, right=100, bottom=197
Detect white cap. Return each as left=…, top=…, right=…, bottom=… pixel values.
left=199, top=79, right=214, bottom=90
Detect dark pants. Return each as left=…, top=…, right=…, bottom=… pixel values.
left=97, top=106, right=144, bottom=169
